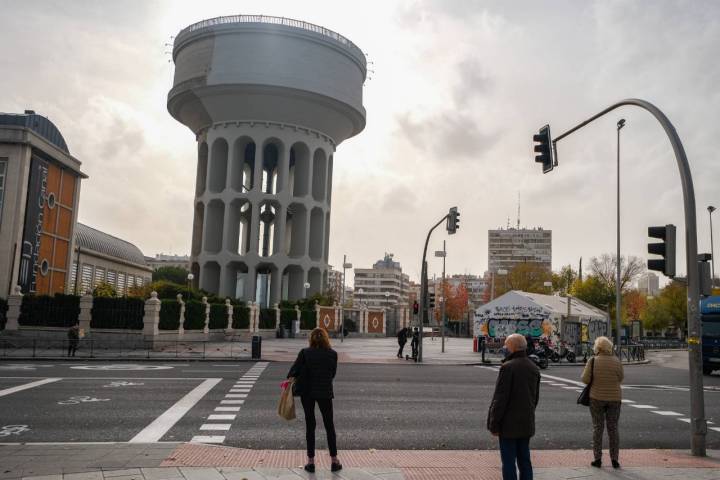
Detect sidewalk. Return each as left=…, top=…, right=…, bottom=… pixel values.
left=2, top=442, right=720, bottom=480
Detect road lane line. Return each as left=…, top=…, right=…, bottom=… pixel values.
left=220, top=400, right=245, bottom=405
left=621, top=399, right=635, bottom=403
left=539, top=373, right=585, bottom=387
left=630, top=405, right=658, bottom=409
left=230, top=390, right=251, bottom=393
left=129, top=378, right=221, bottom=443
left=208, top=414, right=236, bottom=420
left=225, top=394, right=247, bottom=398
left=0, top=378, right=61, bottom=397
left=678, top=418, right=691, bottom=423
left=215, top=406, right=241, bottom=412
left=191, top=436, right=225, bottom=443
left=652, top=411, right=683, bottom=416
left=200, top=424, right=231, bottom=431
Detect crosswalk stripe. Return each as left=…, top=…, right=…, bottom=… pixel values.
left=200, top=424, right=231, bottom=431
left=215, top=406, right=241, bottom=412
left=191, top=435, right=225, bottom=443
left=220, top=399, right=245, bottom=405
left=208, top=414, right=236, bottom=420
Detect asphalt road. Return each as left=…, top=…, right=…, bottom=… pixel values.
left=0, top=351, right=719, bottom=450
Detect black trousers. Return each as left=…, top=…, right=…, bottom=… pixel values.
left=398, top=341, right=406, bottom=357
left=301, top=396, right=337, bottom=458
left=68, top=341, right=78, bottom=357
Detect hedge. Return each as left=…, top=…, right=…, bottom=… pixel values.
left=0, top=297, right=7, bottom=330
left=280, top=309, right=296, bottom=329
left=90, top=297, right=144, bottom=329
left=19, top=294, right=80, bottom=328
left=209, top=304, right=228, bottom=329
left=259, top=308, right=276, bottom=329
left=159, top=299, right=181, bottom=330
left=300, top=310, right=316, bottom=330
left=184, top=300, right=206, bottom=330
left=232, top=306, right=250, bottom=329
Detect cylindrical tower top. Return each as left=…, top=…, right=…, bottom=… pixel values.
left=168, top=15, right=367, bottom=146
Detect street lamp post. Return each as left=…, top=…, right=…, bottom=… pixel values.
left=710, top=206, right=716, bottom=286
left=340, top=256, right=353, bottom=343
left=616, top=118, right=626, bottom=350
left=435, top=242, right=447, bottom=353
left=187, top=273, right=194, bottom=296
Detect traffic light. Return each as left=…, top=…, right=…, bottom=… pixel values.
left=533, top=124, right=554, bottom=173
left=447, top=206, right=460, bottom=234
left=428, top=292, right=436, bottom=309
left=648, top=224, right=676, bottom=278
left=413, top=301, right=419, bottom=315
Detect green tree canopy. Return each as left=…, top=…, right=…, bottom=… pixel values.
left=152, top=266, right=190, bottom=285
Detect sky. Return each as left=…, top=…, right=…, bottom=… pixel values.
left=1, top=0, right=719, bottom=285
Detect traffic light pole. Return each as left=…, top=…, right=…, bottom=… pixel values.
left=419, top=213, right=450, bottom=363
left=550, top=98, right=705, bottom=456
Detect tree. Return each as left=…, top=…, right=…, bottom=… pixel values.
left=640, top=280, right=687, bottom=337
left=506, top=263, right=553, bottom=294
left=572, top=275, right=612, bottom=311
left=152, top=266, right=190, bottom=285
left=93, top=282, right=117, bottom=298
left=445, top=283, right=470, bottom=321
left=623, top=289, right=647, bottom=323
left=589, top=253, right=645, bottom=296
left=552, top=265, right=577, bottom=294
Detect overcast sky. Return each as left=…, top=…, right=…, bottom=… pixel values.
left=2, top=0, right=718, bottom=284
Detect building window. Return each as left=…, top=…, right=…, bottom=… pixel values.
left=94, top=267, right=105, bottom=286
left=81, top=265, right=93, bottom=294
left=117, top=273, right=126, bottom=295
left=0, top=159, right=6, bottom=227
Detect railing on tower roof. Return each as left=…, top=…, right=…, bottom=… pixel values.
left=175, top=15, right=364, bottom=61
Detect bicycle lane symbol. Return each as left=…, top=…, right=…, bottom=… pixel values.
left=57, top=396, right=111, bottom=405
left=0, top=425, right=30, bottom=437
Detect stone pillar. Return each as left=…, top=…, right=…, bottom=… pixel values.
left=202, top=296, right=210, bottom=334
left=274, top=303, right=281, bottom=330
left=225, top=298, right=234, bottom=334
left=143, top=292, right=161, bottom=338
left=361, top=306, right=368, bottom=333
left=5, top=286, right=22, bottom=331
left=294, top=305, right=301, bottom=334
left=78, top=293, right=93, bottom=334
left=382, top=310, right=387, bottom=335
left=250, top=301, right=259, bottom=332
left=177, top=294, right=185, bottom=336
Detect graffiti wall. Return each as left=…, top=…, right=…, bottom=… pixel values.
left=478, top=318, right=553, bottom=338
left=318, top=307, right=337, bottom=331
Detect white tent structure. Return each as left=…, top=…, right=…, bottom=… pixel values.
left=474, top=291, right=609, bottom=346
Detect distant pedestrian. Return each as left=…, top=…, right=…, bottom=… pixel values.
left=525, top=335, right=534, bottom=356
left=287, top=327, right=342, bottom=473
left=397, top=327, right=409, bottom=358
left=581, top=336, right=624, bottom=469
left=67, top=324, right=80, bottom=357
left=487, top=333, right=540, bottom=480
left=410, top=327, right=419, bottom=361
left=479, top=335, right=487, bottom=363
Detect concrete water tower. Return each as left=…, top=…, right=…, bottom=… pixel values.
left=168, top=15, right=366, bottom=306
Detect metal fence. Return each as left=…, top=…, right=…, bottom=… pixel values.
left=636, top=338, right=688, bottom=349
left=616, top=344, right=646, bottom=362
left=0, top=337, right=252, bottom=359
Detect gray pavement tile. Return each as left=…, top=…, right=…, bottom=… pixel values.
left=178, top=468, right=226, bottom=480
left=288, top=468, right=336, bottom=479
left=63, top=473, right=105, bottom=480
left=101, top=476, right=143, bottom=480
left=20, top=476, right=63, bottom=480
left=251, top=470, right=303, bottom=480
left=335, top=469, right=395, bottom=480
left=218, top=470, right=267, bottom=480
left=102, top=470, right=143, bottom=478
left=374, top=473, right=404, bottom=480
left=140, top=468, right=183, bottom=480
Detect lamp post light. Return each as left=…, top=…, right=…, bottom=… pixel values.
left=710, top=206, right=716, bottom=286
left=187, top=273, right=194, bottom=296
left=616, top=118, right=626, bottom=351
left=435, top=242, right=447, bottom=352
left=340, top=256, right=352, bottom=343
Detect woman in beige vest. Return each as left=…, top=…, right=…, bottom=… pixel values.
left=581, top=336, right=624, bottom=469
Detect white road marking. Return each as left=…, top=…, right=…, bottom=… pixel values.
left=225, top=394, right=247, bottom=398
left=652, top=411, right=683, bottom=416
left=230, top=390, right=251, bottom=393
left=191, top=435, right=225, bottom=443
left=710, top=427, right=720, bottom=433
left=562, top=386, right=578, bottom=390
left=215, top=406, right=241, bottom=412
left=199, top=424, right=231, bottom=431
left=540, top=380, right=554, bottom=384
left=549, top=383, right=567, bottom=387
left=208, top=414, right=236, bottom=420
left=539, top=373, right=585, bottom=387
left=71, top=365, right=172, bottom=371
left=678, top=418, right=691, bottom=423
left=129, top=378, right=222, bottom=443
left=220, top=400, right=245, bottom=405
left=621, top=399, right=636, bottom=403
left=630, top=405, right=658, bottom=409
left=0, top=378, right=61, bottom=398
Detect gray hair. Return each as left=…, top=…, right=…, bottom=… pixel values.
left=506, top=333, right=527, bottom=352
left=593, top=336, right=614, bottom=354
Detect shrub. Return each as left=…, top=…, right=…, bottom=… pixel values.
left=93, top=282, right=117, bottom=298
left=300, top=310, right=316, bottom=330
left=259, top=308, right=276, bottom=329
left=183, top=300, right=206, bottom=330
left=159, top=299, right=181, bottom=330
left=280, top=309, right=297, bottom=329
left=90, top=297, right=144, bottom=329
left=232, top=306, right=250, bottom=329
left=209, top=303, right=228, bottom=329
left=19, top=294, right=80, bottom=328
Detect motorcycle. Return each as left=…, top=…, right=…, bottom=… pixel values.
left=553, top=341, right=577, bottom=363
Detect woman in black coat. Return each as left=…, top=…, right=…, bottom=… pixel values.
left=288, top=327, right=341, bottom=473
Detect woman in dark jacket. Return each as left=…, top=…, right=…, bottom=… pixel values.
left=287, top=327, right=341, bottom=473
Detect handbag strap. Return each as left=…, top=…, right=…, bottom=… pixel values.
left=589, top=356, right=595, bottom=384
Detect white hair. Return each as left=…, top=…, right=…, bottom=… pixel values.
left=506, top=333, right=527, bottom=352
left=593, top=336, right=614, bottom=354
